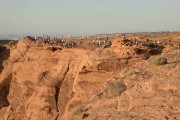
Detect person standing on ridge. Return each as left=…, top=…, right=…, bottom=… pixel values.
left=130, top=38, right=133, bottom=44
left=134, top=37, right=137, bottom=44
left=147, top=39, right=149, bottom=42
left=93, top=39, right=95, bottom=45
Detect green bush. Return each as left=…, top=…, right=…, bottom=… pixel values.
left=106, top=82, right=127, bottom=98
left=150, top=55, right=167, bottom=65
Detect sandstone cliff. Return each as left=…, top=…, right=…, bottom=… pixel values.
left=0, top=34, right=179, bottom=120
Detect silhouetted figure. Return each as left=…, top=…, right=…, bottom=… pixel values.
left=93, top=40, right=95, bottom=45
left=147, top=39, right=149, bottom=42
left=123, top=34, right=126, bottom=40
left=176, top=43, right=180, bottom=49
left=130, top=39, right=133, bottom=44
left=134, top=37, right=137, bottom=45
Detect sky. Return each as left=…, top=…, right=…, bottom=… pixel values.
left=0, top=0, right=180, bottom=36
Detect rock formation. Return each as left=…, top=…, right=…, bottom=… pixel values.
left=0, top=33, right=180, bottom=120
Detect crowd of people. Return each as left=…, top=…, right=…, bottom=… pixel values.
left=25, top=34, right=180, bottom=49
left=92, top=37, right=112, bottom=48
left=122, top=36, right=139, bottom=46
left=25, top=35, right=112, bottom=48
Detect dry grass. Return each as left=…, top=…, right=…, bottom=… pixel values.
left=124, top=68, right=137, bottom=76
left=150, top=55, right=167, bottom=65
left=69, top=105, right=84, bottom=119
left=106, top=81, right=127, bottom=98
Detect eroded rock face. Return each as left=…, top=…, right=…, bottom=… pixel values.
left=0, top=34, right=180, bottom=120
left=0, top=46, right=10, bottom=73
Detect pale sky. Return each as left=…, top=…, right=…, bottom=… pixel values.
left=0, top=0, right=180, bottom=35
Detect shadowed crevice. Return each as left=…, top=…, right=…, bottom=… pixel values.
left=0, top=46, right=10, bottom=73
left=0, top=74, right=12, bottom=109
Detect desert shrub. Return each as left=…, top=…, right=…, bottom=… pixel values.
left=124, top=68, right=137, bottom=77
left=150, top=55, right=167, bottom=65
left=106, top=82, right=127, bottom=98
left=69, top=105, right=84, bottom=117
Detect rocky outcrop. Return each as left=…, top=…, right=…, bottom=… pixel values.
left=0, top=34, right=180, bottom=120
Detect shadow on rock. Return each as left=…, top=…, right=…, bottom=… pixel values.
left=0, top=46, right=10, bottom=73
left=0, top=74, right=12, bottom=109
